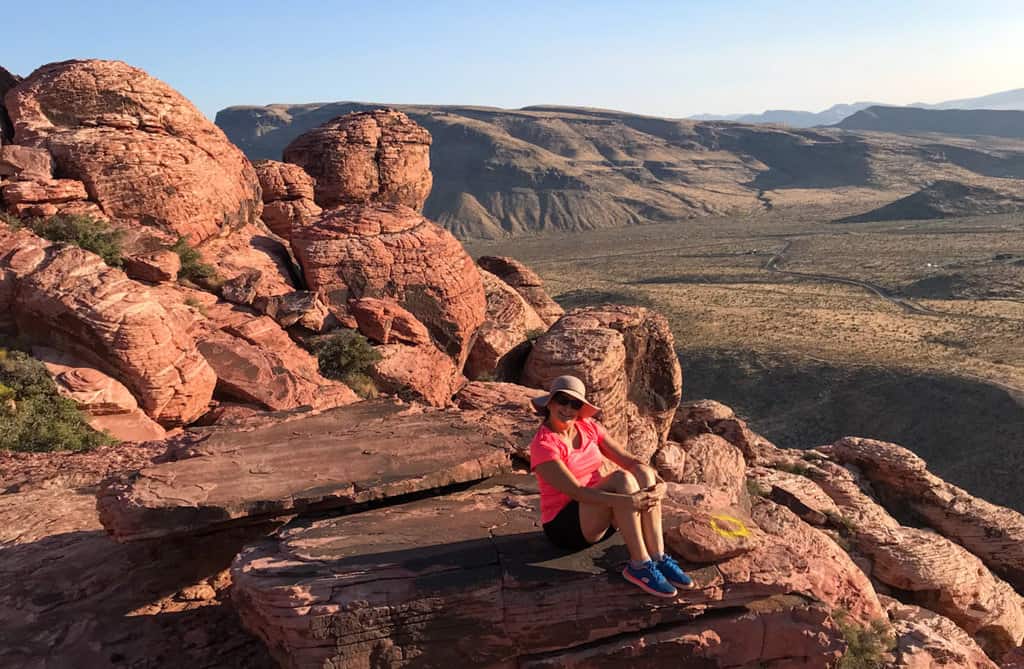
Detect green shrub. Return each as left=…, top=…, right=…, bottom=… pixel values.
left=776, top=462, right=812, bottom=478
left=835, top=610, right=895, bottom=669
left=314, top=331, right=382, bottom=399
left=0, top=349, right=115, bottom=452
left=746, top=478, right=770, bottom=498
left=0, top=212, right=23, bottom=229
left=171, top=236, right=219, bottom=285
left=27, top=215, right=124, bottom=267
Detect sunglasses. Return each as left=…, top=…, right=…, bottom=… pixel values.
left=551, top=393, right=584, bottom=410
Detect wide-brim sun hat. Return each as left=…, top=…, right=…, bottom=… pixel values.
left=530, top=375, right=601, bottom=419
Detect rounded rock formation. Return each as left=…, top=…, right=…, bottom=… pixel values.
left=282, top=109, right=432, bottom=211
left=5, top=59, right=260, bottom=243
left=291, top=203, right=485, bottom=367
left=253, top=160, right=321, bottom=241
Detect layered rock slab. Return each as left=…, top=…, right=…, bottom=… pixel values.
left=6, top=59, right=261, bottom=243
left=97, top=400, right=514, bottom=542
left=282, top=109, right=432, bottom=210
left=831, top=437, right=1024, bottom=592
left=522, top=304, right=682, bottom=462
left=232, top=476, right=883, bottom=669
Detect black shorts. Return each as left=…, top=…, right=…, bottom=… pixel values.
left=542, top=501, right=616, bottom=551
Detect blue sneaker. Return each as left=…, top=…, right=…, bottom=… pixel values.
left=622, top=560, right=678, bottom=598
left=656, top=554, right=694, bottom=589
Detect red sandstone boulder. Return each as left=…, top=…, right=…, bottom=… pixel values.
left=677, top=433, right=747, bottom=502
left=369, top=342, right=463, bottom=407
left=521, top=304, right=682, bottom=463
left=671, top=399, right=775, bottom=461
left=662, top=483, right=765, bottom=563
left=748, top=465, right=840, bottom=526
left=477, top=255, right=564, bottom=326
left=350, top=297, right=431, bottom=346
left=33, top=347, right=166, bottom=442
left=196, top=223, right=296, bottom=306
left=282, top=109, right=432, bottom=210
left=0, top=226, right=216, bottom=426
left=2, top=176, right=87, bottom=204
left=830, top=437, right=1024, bottom=592
left=6, top=59, right=260, bottom=243
left=291, top=203, right=485, bottom=366
left=253, top=160, right=321, bottom=240
left=122, top=249, right=180, bottom=284
left=0, top=145, right=52, bottom=178
left=883, top=596, right=999, bottom=668
left=465, top=268, right=546, bottom=381
left=252, top=291, right=332, bottom=332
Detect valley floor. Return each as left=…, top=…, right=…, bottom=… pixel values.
left=467, top=208, right=1024, bottom=511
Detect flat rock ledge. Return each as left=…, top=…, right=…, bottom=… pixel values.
left=231, top=475, right=876, bottom=669
left=97, top=400, right=514, bottom=542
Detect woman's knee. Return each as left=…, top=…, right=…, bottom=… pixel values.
left=606, top=469, right=640, bottom=493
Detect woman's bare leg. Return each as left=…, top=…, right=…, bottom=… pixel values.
left=631, top=467, right=666, bottom=559
left=578, top=469, right=650, bottom=563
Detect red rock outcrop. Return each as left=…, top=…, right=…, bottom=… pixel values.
left=455, top=381, right=546, bottom=458
left=231, top=476, right=882, bottom=668
left=830, top=437, right=1024, bottom=592
left=33, top=346, right=166, bottom=442
left=349, top=297, right=431, bottom=346
left=187, top=303, right=356, bottom=412
left=97, top=401, right=514, bottom=541
left=0, top=225, right=216, bottom=426
left=521, top=304, right=682, bottom=463
left=748, top=465, right=840, bottom=526
left=808, top=458, right=1024, bottom=657
left=369, top=342, right=464, bottom=406
left=465, top=268, right=546, bottom=381
left=252, top=291, right=332, bottom=332
left=671, top=398, right=776, bottom=461
left=253, top=160, right=321, bottom=240
left=5, top=59, right=260, bottom=243
left=883, top=596, right=999, bottom=668
left=196, top=223, right=296, bottom=306
left=0, top=145, right=52, bottom=178
left=291, top=203, right=485, bottom=366
left=675, top=433, right=747, bottom=501
left=282, top=109, right=432, bottom=210
left=122, top=249, right=181, bottom=283
left=477, top=255, right=564, bottom=326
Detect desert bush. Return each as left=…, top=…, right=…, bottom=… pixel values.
left=776, top=462, right=812, bottom=478
left=314, top=331, right=382, bottom=399
left=835, top=610, right=895, bottom=669
left=171, top=236, right=219, bottom=285
left=746, top=478, right=770, bottom=498
left=21, top=214, right=124, bottom=267
left=0, top=211, right=23, bottom=228
left=0, top=349, right=115, bottom=452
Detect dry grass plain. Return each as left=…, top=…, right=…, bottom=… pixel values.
left=466, top=207, right=1024, bottom=510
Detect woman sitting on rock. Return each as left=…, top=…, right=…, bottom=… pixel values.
left=529, top=375, right=694, bottom=598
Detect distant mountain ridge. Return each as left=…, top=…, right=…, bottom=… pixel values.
left=834, top=106, right=1024, bottom=139
left=217, top=102, right=1024, bottom=239
left=690, top=88, right=1024, bottom=128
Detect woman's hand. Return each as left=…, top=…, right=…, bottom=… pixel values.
left=613, top=488, right=661, bottom=513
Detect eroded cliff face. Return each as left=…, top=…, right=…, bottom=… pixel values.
left=1, top=58, right=1022, bottom=669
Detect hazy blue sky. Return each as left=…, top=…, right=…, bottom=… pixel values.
left=5, top=0, right=1023, bottom=119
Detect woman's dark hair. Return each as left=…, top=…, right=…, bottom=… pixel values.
left=535, top=404, right=550, bottom=420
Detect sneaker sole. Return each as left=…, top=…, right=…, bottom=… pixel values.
left=621, top=568, right=678, bottom=598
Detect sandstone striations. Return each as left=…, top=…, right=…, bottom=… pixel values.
left=477, top=255, right=564, bottom=326
left=282, top=109, right=432, bottom=210
left=6, top=59, right=261, bottom=242
left=464, top=267, right=545, bottom=381
left=0, top=226, right=216, bottom=426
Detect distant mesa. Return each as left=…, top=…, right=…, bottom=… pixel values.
left=836, top=180, right=1024, bottom=223
left=218, top=100, right=1024, bottom=238
left=833, top=105, right=1024, bottom=139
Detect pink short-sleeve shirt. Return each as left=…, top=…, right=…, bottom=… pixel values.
left=529, top=418, right=607, bottom=523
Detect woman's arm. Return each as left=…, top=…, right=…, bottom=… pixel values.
left=597, top=426, right=664, bottom=493
left=534, top=460, right=657, bottom=511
